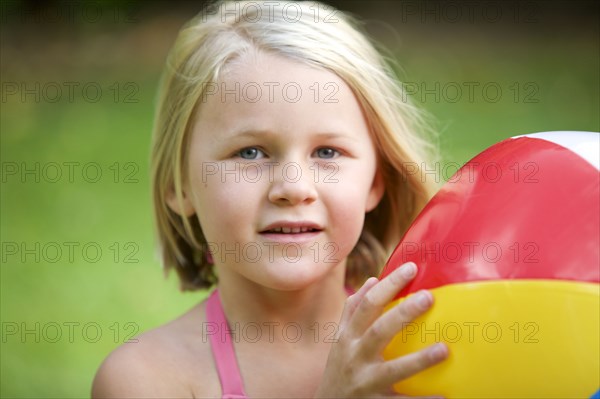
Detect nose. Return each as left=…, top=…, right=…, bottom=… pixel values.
left=267, top=161, right=318, bottom=206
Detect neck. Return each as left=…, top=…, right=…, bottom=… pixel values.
left=215, top=264, right=349, bottom=345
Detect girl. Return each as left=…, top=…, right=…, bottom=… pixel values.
left=93, top=1, right=448, bottom=397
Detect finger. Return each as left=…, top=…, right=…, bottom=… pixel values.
left=348, top=262, right=417, bottom=336
left=360, top=290, right=434, bottom=356
left=338, top=277, right=379, bottom=329
left=374, top=343, right=448, bottom=391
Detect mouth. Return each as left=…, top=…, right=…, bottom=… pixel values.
left=259, top=221, right=323, bottom=235
left=261, top=226, right=321, bottom=234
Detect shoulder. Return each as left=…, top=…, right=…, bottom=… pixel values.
left=91, top=299, right=221, bottom=398
left=91, top=332, right=171, bottom=398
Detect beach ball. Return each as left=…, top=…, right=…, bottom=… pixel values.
left=379, top=131, right=600, bottom=398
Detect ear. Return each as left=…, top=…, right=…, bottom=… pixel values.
left=365, top=169, right=385, bottom=213
left=165, top=185, right=196, bottom=217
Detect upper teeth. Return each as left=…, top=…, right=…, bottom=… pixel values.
left=268, top=227, right=314, bottom=233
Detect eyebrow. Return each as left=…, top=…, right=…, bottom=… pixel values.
left=222, top=129, right=272, bottom=140
left=220, top=129, right=358, bottom=142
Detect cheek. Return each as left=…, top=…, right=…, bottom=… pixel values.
left=331, top=162, right=378, bottom=207
left=326, top=196, right=366, bottom=259
left=192, top=174, right=263, bottom=240
left=322, top=168, right=375, bottom=248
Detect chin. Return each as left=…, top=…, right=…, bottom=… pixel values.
left=250, top=260, right=335, bottom=291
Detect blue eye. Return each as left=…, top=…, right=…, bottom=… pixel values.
left=315, top=147, right=339, bottom=159
left=237, top=147, right=265, bottom=160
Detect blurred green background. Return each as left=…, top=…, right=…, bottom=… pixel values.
left=1, top=0, right=598, bottom=397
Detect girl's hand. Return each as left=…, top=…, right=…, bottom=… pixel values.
left=314, top=263, right=448, bottom=398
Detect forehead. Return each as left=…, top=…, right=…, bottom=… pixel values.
left=192, top=51, right=369, bottom=139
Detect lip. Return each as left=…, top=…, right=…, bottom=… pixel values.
left=259, top=220, right=323, bottom=233
left=259, top=220, right=324, bottom=244
left=259, top=230, right=322, bottom=244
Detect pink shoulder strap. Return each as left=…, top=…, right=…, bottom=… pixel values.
left=206, top=290, right=249, bottom=399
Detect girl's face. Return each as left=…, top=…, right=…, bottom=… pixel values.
left=171, top=51, right=384, bottom=290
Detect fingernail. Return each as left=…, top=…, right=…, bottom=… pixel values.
left=400, top=262, right=417, bottom=278
left=415, top=290, right=432, bottom=309
left=429, top=343, right=448, bottom=361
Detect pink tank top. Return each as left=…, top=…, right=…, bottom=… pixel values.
left=206, top=290, right=248, bottom=398
left=206, top=288, right=355, bottom=398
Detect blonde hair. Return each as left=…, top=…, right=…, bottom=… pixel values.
left=151, top=0, right=439, bottom=291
